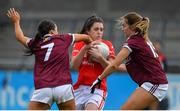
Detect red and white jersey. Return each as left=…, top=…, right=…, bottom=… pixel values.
left=72, top=39, right=115, bottom=91
left=27, top=34, right=74, bottom=89
left=123, top=34, right=168, bottom=86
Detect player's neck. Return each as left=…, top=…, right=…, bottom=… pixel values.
left=127, top=32, right=138, bottom=39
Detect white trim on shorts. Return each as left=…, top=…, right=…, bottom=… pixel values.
left=30, top=84, right=74, bottom=106
left=141, top=82, right=168, bottom=101
left=74, top=85, right=107, bottom=110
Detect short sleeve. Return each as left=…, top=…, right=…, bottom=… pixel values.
left=122, top=42, right=132, bottom=52
left=26, top=38, right=33, bottom=49
left=67, top=33, right=75, bottom=45
left=63, top=33, right=74, bottom=47
left=72, top=42, right=84, bottom=56
left=107, top=42, right=115, bottom=59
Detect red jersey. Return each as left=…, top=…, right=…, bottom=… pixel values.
left=123, top=34, right=168, bottom=86
left=157, top=51, right=168, bottom=72
left=27, top=34, right=74, bottom=89
left=72, top=39, right=115, bottom=91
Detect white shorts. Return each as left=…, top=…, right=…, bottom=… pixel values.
left=141, top=82, right=168, bottom=101
left=30, top=84, right=74, bottom=106
left=74, top=85, right=107, bottom=110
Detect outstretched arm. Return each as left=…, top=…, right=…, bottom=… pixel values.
left=90, top=47, right=130, bottom=93
left=74, top=34, right=93, bottom=44
left=7, top=8, right=30, bottom=47
left=99, top=47, right=130, bottom=79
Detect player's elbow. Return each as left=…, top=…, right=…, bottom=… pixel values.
left=15, top=33, right=23, bottom=41
left=15, top=34, right=21, bottom=40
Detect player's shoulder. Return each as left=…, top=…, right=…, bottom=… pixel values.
left=127, top=34, right=144, bottom=43
left=53, top=33, right=71, bottom=38
left=51, top=34, right=73, bottom=43
left=74, top=41, right=85, bottom=45
left=129, top=34, right=144, bottom=40
left=73, top=41, right=85, bottom=48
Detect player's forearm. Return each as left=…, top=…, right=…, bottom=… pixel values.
left=14, top=22, right=27, bottom=46
left=97, top=56, right=111, bottom=68
left=74, top=34, right=92, bottom=44
left=99, top=64, right=116, bottom=80
left=71, top=46, right=87, bottom=70
left=14, top=22, right=23, bottom=40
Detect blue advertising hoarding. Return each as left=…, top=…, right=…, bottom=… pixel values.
left=0, top=71, right=179, bottom=109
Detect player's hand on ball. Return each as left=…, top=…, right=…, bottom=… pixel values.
left=90, top=77, right=102, bottom=94
left=88, top=47, right=102, bottom=59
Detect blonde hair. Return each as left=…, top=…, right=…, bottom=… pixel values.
left=120, top=12, right=150, bottom=41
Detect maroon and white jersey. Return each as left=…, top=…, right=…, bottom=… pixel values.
left=27, top=34, right=74, bottom=89
left=123, top=34, right=168, bottom=86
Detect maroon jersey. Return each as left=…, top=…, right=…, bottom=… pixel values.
left=123, top=34, right=168, bottom=85
left=27, top=34, right=74, bottom=89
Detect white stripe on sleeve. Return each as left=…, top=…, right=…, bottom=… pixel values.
left=123, top=44, right=132, bottom=53
left=68, top=33, right=75, bottom=46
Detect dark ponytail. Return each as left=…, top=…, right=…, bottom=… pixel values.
left=25, top=19, right=56, bottom=56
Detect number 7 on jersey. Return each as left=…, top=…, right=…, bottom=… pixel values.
left=41, top=43, right=54, bottom=61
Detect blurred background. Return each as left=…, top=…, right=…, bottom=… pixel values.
left=0, top=0, right=180, bottom=110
